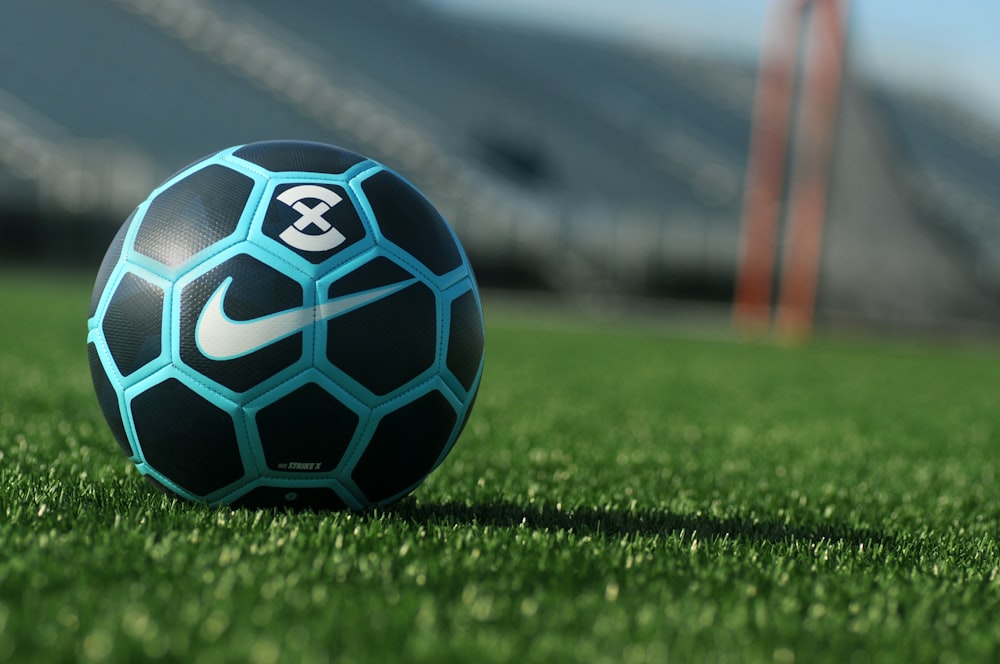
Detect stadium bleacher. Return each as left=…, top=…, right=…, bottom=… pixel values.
left=2, top=0, right=999, bottom=328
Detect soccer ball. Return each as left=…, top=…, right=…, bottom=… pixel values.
left=87, top=141, right=484, bottom=510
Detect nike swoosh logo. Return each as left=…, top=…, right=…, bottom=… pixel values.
left=196, top=276, right=417, bottom=360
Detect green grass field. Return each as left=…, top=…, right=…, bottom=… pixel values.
left=1, top=271, right=998, bottom=663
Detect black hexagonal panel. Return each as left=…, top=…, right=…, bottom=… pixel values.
left=101, top=272, right=164, bottom=377
left=179, top=254, right=303, bottom=393
left=88, top=343, right=133, bottom=457
left=446, top=290, right=485, bottom=392
left=255, top=383, right=359, bottom=473
left=130, top=378, right=244, bottom=496
left=261, top=182, right=366, bottom=264
left=233, top=140, right=366, bottom=174
left=353, top=390, right=458, bottom=504
left=229, top=486, right=348, bottom=511
left=361, top=169, right=462, bottom=276
left=326, top=281, right=437, bottom=396
left=90, top=209, right=136, bottom=318
left=134, top=164, right=253, bottom=269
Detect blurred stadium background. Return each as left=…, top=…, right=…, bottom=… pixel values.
left=1, top=0, right=998, bottom=335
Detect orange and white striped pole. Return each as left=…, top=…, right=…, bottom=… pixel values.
left=733, top=0, right=806, bottom=337
left=775, top=0, right=849, bottom=340
left=733, top=0, right=848, bottom=340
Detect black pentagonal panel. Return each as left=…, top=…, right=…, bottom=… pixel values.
left=446, top=290, right=485, bottom=392
left=261, top=182, right=366, bottom=264
left=88, top=343, right=133, bottom=457
left=179, top=254, right=303, bottom=393
left=326, top=282, right=437, bottom=396
left=361, top=169, right=462, bottom=275
left=229, top=485, right=348, bottom=511
left=90, top=210, right=136, bottom=318
left=233, top=141, right=366, bottom=174
left=101, top=272, right=164, bottom=377
left=255, top=383, right=359, bottom=473
left=131, top=378, right=244, bottom=496
left=353, top=391, right=458, bottom=504
left=134, top=164, right=253, bottom=268
left=326, top=257, right=414, bottom=299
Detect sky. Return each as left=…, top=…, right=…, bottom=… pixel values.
left=424, top=0, right=1000, bottom=127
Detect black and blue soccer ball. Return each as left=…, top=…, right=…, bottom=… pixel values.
left=87, top=141, right=484, bottom=510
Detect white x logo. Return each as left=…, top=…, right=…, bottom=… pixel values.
left=290, top=199, right=333, bottom=233
left=276, top=184, right=347, bottom=252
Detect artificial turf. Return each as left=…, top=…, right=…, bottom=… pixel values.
left=0, top=271, right=998, bottom=663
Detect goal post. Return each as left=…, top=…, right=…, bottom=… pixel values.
left=733, top=0, right=849, bottom=340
